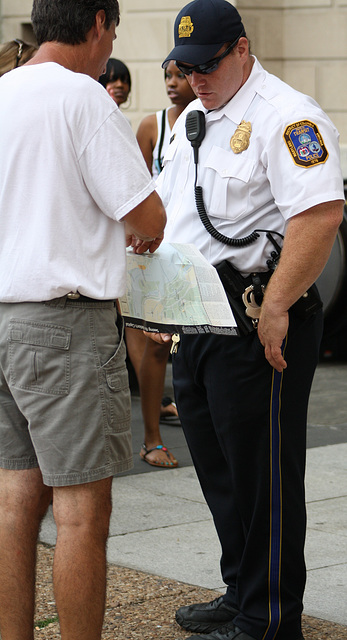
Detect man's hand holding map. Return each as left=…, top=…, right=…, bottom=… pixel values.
left=118, top=243, right=238, bottom=336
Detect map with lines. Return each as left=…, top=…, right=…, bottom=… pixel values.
left=118, top=243, right=237, bottom=335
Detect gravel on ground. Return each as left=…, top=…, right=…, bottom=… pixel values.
left=34, top=543, right=347, bottom=640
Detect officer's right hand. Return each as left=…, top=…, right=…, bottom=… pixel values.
left=257, top=305, right=288, bottom=372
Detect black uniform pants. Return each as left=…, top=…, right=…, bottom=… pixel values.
left=172, top=310, right=323, bottom=640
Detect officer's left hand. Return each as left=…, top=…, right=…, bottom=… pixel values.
left=257, top=305, right=288, bottom=373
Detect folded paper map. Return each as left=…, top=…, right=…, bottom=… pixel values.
left=118, top=242, right=238, bottom=335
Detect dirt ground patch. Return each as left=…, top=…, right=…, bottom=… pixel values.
left=34, top=543, right=347, bottom=640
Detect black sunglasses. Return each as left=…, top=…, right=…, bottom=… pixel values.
left=175, top=30, right=245, bottom=76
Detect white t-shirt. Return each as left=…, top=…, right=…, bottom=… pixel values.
left=0, top=62, right=155, bottom=302
left=157, top=57, right=344, bottom=274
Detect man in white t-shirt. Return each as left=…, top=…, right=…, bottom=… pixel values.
left=0, top=1, right=166, bottom=638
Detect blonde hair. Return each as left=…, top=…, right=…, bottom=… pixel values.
left=0, top=39, right=38, bottom=77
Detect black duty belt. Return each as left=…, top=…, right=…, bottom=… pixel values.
left=215, top=260, right=322, bottom=336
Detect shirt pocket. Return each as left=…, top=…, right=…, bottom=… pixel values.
left=162, top=134, right=179, bottom=165
left=158, top=136, right=181, bottom=208
left=204, top=146, right=255, bottom=221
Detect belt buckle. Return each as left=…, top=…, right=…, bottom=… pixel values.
left=67, top=292, right=80, bottom=300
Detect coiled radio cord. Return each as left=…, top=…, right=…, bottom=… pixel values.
left=194, top=171, right=260, bottom=246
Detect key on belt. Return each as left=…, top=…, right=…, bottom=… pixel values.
left=170, top=333, right=180, bottom=354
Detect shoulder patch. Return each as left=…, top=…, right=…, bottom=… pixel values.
left=283, top=120, right=328, bottom=168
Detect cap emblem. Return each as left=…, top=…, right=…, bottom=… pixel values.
left=230, top=120, right=252, bottom=154
left=178, top=16, right=194, bottom=38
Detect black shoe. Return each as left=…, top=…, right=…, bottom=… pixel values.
left=186, top=624, right=251, bottom=640
left=175, top=596, right=238, bottom=633
left=187, top=624, right=305, bottom=640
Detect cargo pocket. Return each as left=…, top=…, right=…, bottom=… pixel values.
left=102, top=340, right=131, bottom=434
left=9, top=319, right=71, bottom=395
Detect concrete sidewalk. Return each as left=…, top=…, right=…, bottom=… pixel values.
left=39, top=361, right=347, bottom=629
left=39, top=444, right=347, bottom=628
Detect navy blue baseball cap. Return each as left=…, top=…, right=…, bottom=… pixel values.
left=162, top=0, right=245, bottom=68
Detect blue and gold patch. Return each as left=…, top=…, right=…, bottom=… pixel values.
left=283, top=120, right=328, bottom=168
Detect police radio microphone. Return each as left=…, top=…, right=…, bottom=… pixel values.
left=185, top=110, right=206, bottom=164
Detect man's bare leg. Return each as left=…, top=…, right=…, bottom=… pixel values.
left=52, top=477, right=113, bottom=640
left=0, top=468, right=52, bottom=640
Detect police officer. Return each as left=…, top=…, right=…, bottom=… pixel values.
left=154, top=1, right=345, bottom=639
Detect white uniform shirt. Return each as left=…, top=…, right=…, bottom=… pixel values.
left=152, top=108, right=173, bottom=180
left=0, top=63, right=155, bottom=302
left=157, top=57, right=344, bottom=274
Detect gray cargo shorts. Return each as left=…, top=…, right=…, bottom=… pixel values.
left=0, top=297, right=133, bottom=486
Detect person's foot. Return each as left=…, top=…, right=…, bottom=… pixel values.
left=175, top=596, right=238, bottom=633
left=160, top=396, right=181, bottom=425
left=160, top=396, right=179, bottom=417
left=139, top=443, right=178, bottom=468
left=186, top=625, right=304, bottom=640
left=186, top=625, right=249, bottom=640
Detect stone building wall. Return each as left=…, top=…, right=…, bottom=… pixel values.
left=1, top=0, right=347, bottom=158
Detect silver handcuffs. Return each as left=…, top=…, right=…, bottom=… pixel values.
left=242, top=284, right=266, bottom=328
